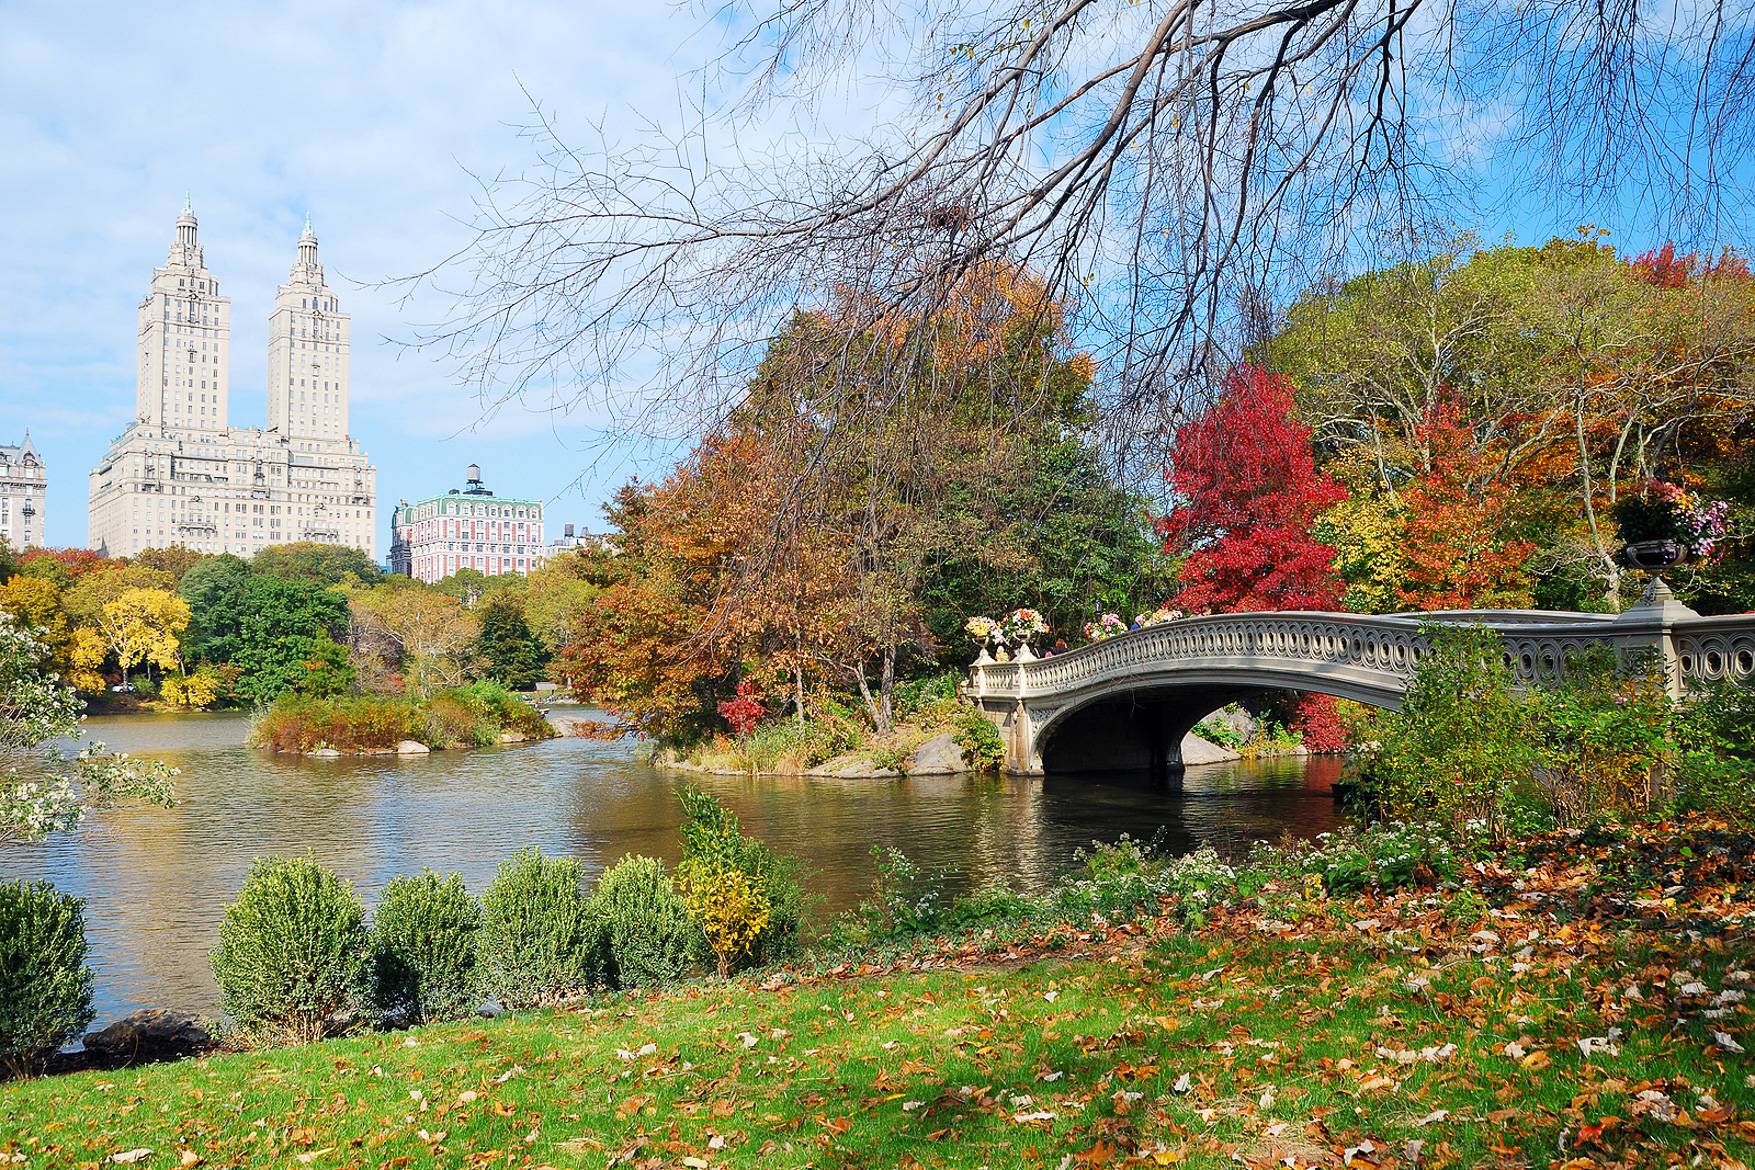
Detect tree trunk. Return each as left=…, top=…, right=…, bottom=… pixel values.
left=876, top=645, right=896, bottom=735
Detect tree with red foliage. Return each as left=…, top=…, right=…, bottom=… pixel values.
left=1629, top=242, right=1752, bottom=287
left=1395, top=398, right=1535, bottom=609
left=17, top=548, right=124, bottom=588
left=1160, top=366, right=1346, bottom=613
left=717, top=679, right=766, bottom=736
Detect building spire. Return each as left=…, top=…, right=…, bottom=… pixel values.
left=296, top=214, right=319, bottom=272
left=174, top=197, right=199, bottom=255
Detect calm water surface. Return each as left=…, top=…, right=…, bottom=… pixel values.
left=0, top=712, right=1349, bottom=1022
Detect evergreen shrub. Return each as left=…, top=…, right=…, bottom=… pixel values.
left=478, top=847, right=597, bottom=1008
left=369, top=870, right=481, bottom=1025
left=587, top=855, right=701, bottom=989
left=0, top=879, right=95, bottom=1077
left=210, top=856, right=369, bottom=1046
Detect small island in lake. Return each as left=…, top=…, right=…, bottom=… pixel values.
left=251, top=682, right=555, bottom=756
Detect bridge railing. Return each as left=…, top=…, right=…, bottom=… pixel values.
left=967, top=597, right=1754, bottom=704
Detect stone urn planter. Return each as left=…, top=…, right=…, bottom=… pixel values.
left=1620, top=539, right=1688, bottom=573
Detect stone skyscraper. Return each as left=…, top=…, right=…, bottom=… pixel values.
left=89, top=203, right=377, bottom=559
left=134, top=200, right=232, bottom=432
left=266, top=219, right=350, bottom=441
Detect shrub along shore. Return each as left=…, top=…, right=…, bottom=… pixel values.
left=659, top=672, right=1009, bottom=778
left=250, top=681, right=556, bottom=755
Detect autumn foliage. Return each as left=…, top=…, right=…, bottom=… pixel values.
left=1160, top=366, right=1346, bottom=614
left=1393, top=398, right=1535, bottom=610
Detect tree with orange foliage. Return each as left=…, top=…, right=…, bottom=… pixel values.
left=1394, top=400, right=1536, bottom=609
left=561, top=262, right=1157, bottom=743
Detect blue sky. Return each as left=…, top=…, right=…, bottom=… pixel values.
left=0, top=0, right=747, bottom=550
left=3, top=1, right=1745, bottom=553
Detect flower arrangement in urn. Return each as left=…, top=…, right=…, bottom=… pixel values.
left=1134, top=603, right=1186, bottom=628
left=1612, top=481, right=1731, bottom=571
left=998, top=608, right=1050, bottom=649
left=965, top=611, right=1049, bottom=660
left=1082, top=612, right=1128, bottom=642
left=964, top=615, right=999, bottom=645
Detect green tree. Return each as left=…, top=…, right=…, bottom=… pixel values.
left=474, top=597, right=548, bottom=690
left=251, top=541, right=382, bottom=587
left=177, top=553, right=253, bottom=665
left=231, top=576, right=353, bottom=704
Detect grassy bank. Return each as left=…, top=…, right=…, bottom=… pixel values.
left=4, top=821, right=1748, bottom=1169
left=251, top=681, right=555, bottom=754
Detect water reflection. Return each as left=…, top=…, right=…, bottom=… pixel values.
left=0, top=713, right=1348, bottom=1021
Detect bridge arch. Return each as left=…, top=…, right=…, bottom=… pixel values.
left=1032, top=670, right=1404, bottom=777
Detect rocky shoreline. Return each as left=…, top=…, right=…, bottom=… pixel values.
left=285, top=730, right=540, bottom=758
left=661, top=728, right=1251, bottom=778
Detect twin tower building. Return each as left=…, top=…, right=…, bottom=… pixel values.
left=87, top=202, right=378, bottom=559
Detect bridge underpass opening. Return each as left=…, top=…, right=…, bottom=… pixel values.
left=1038, top=686, right=1261, bottom=779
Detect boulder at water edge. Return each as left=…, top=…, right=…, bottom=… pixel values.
left=804, top=752, right=902, bottom=779
left=83, top=1009, right=212, bottom=1065
left=396, top=739, right=430, bottom=754
left=904, top=732, right=969, bottom=776
left=1179, top=732, right=1241, bottom=766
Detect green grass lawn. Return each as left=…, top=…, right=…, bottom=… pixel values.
left=3, top=896, right=1750, bottom=1169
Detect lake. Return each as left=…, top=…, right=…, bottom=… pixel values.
left=0, top=711, right=1349, bottom=1023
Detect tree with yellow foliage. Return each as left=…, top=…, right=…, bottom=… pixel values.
left=0, top=576, right=107, bottom=692
left=95, top=588, right=190, bottom=690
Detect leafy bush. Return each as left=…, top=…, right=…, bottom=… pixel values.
left=369, top=871, right=481, bottom=1025
left=1192, top=716, right=1245, bottom=750
left=0, top=880, right=95, bottom=1077
left=252, top=685, right=553, bottom=753
left=1533, top=649, right=1674, bottom=827
left=454, top=679, right=553, bottom=742
left=838, top=847, right=948, bottom=944
left=1160, top=845, right=1238, bottom=926
left=210, top=856, right=369, bottom=1046
left=1674, top=681, right=1755, bottom=821
left=675, top=787, right=805, bottom=972
left=422, top=691, right=489, bottom=747
left=1363, top=625, right=1542, bottom=841
left=731, top=719, right=820, bottom=773
left=588, top=855, right=701, bottom=989
left=894, top=672, right=960, bottom=721
left=943, top=883, right=1043, bottom=930
left=478, top=847, right=598, bottom=1008
left=1055, top=836, right=1173, bottom=923
left=952, top=709, right=1005, bottom=772
left=1250, top=823, right=1459, bottom=894
left=252, top=693, right=415, bottom=753
left=675, top=861, right=771, bottom=978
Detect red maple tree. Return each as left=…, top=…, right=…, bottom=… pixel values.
left=1160, top=365, right=1346, bottom=613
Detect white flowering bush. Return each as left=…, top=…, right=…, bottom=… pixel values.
left=1161, top=844, right=1239, bottom=926
left=1249, top=824, right=1458, bottom=894
left=1055, top=835, right=1174, bottom=923
left=0, top=616, right=176, bottom=845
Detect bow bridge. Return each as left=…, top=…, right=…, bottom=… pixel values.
left=965, top=587, right=1755, bottom=776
